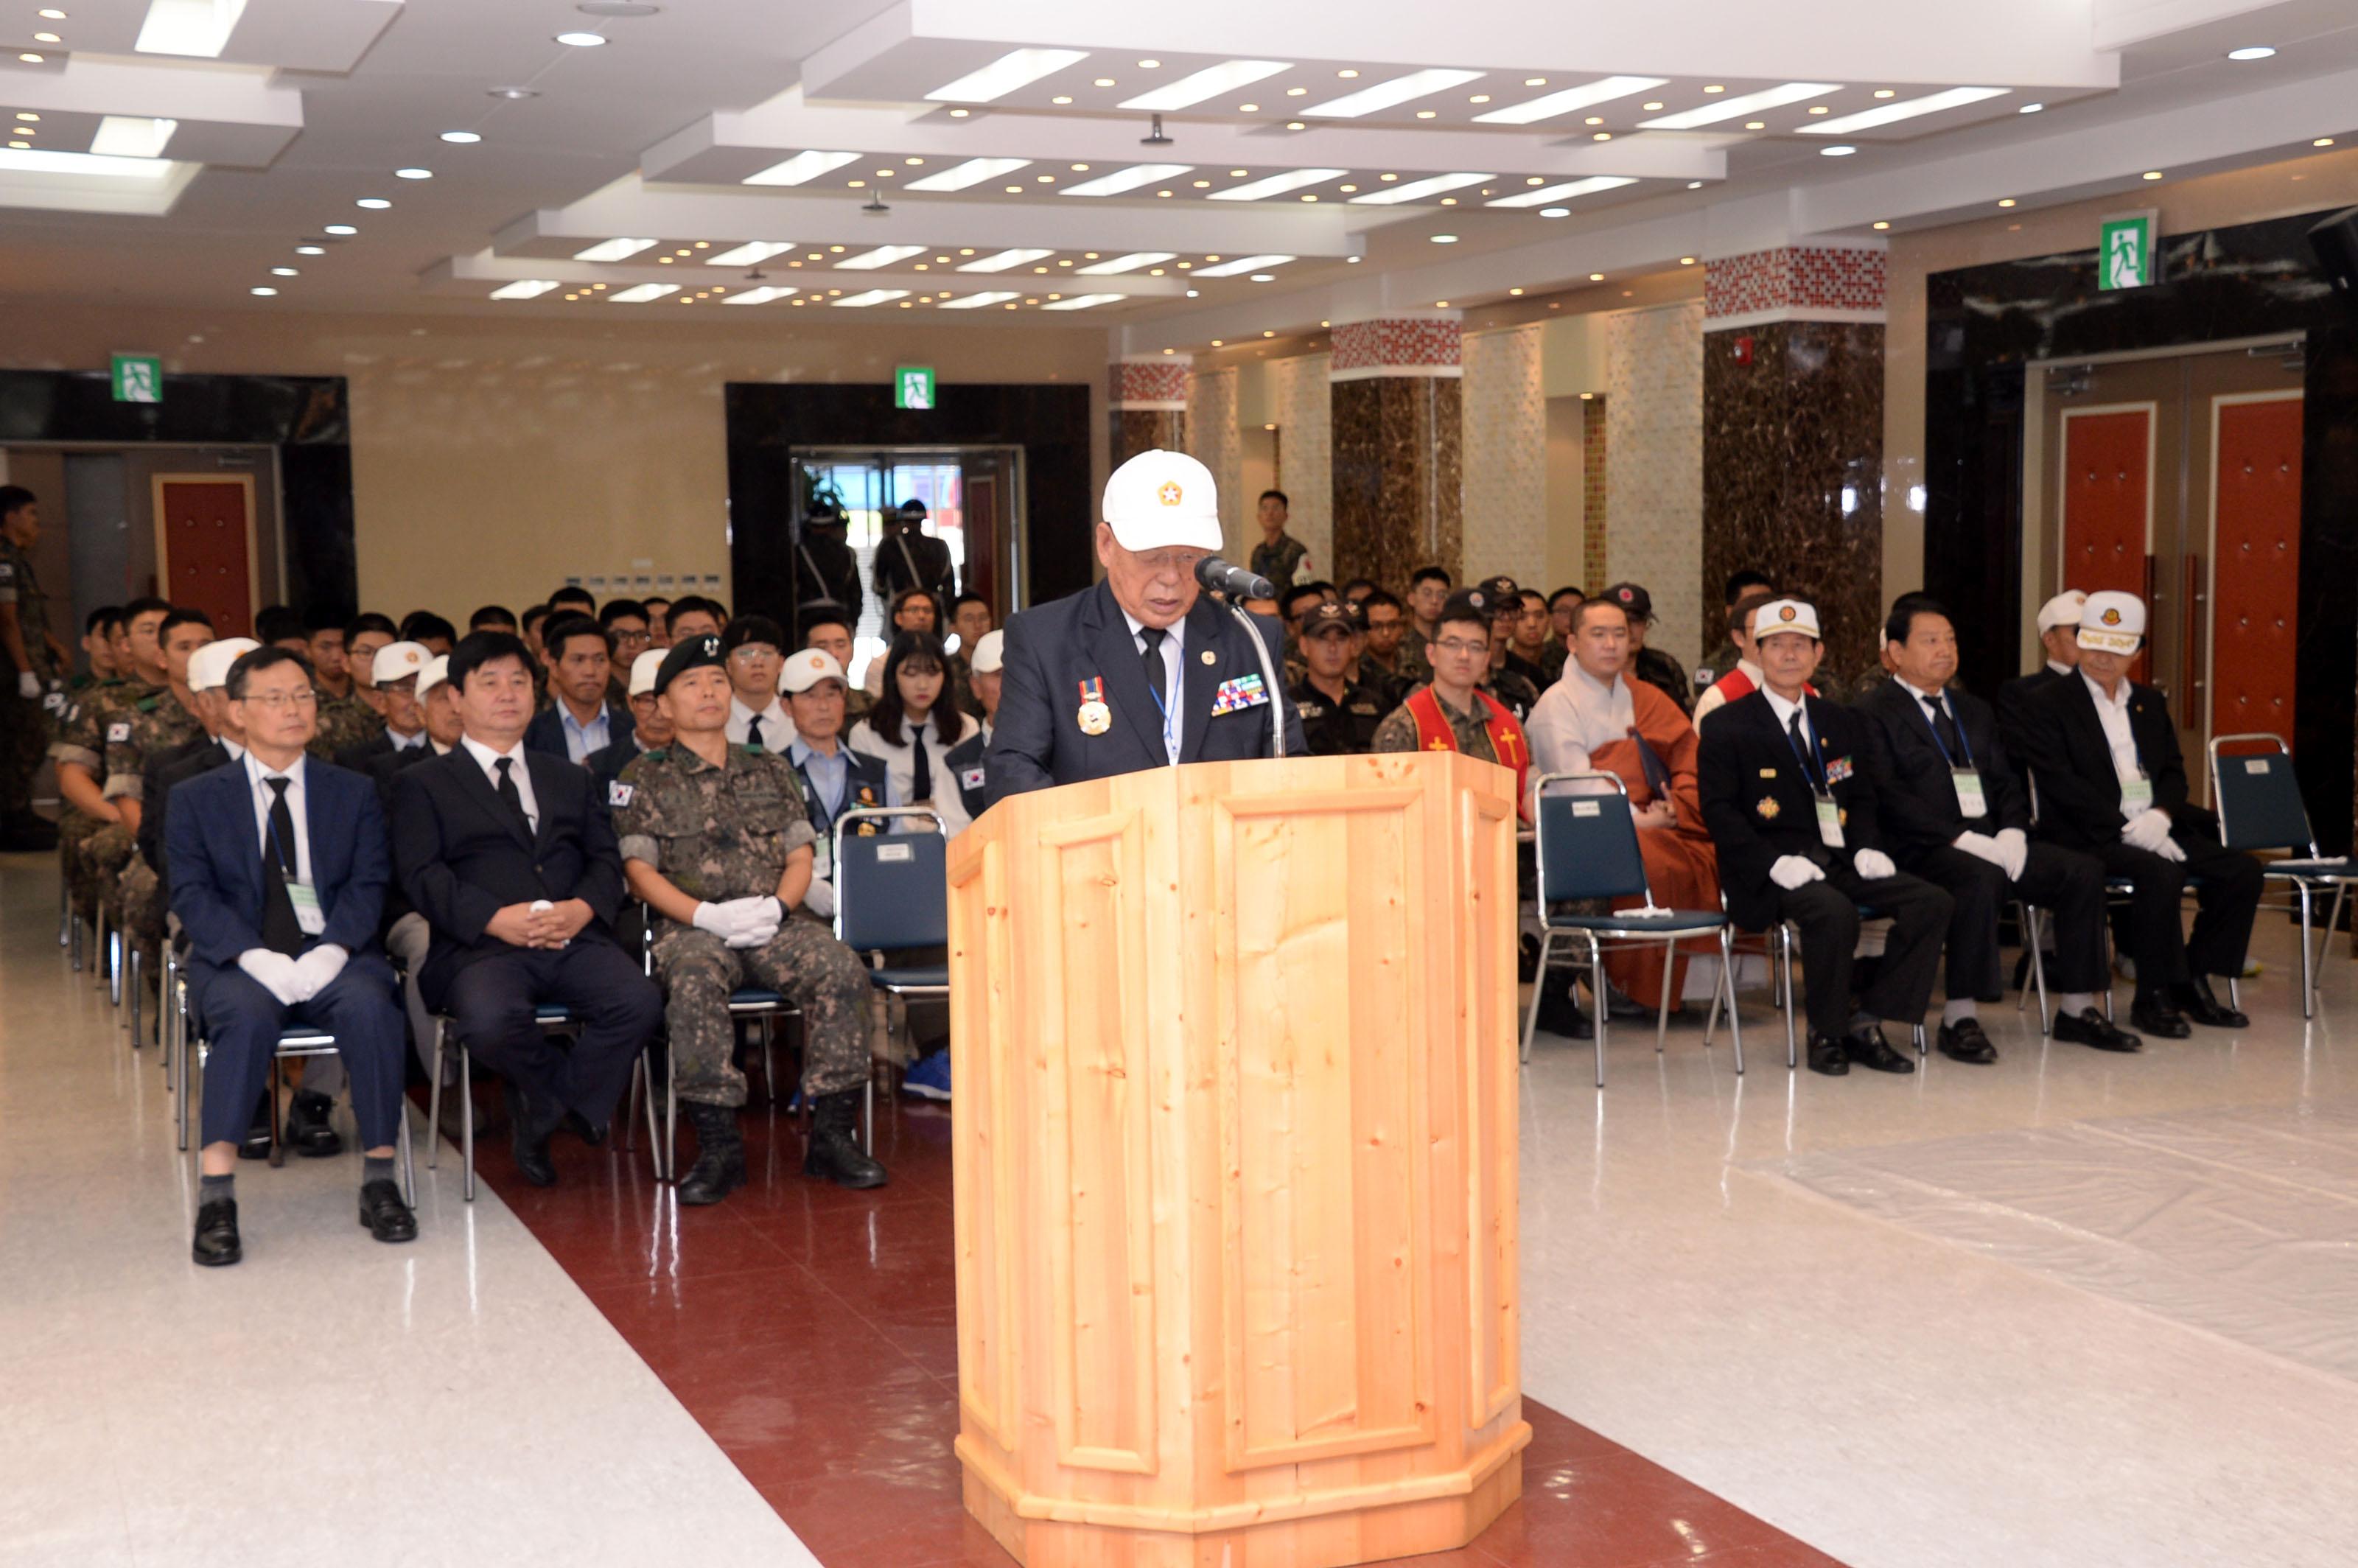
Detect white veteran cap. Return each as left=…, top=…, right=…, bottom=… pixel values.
left=969, top=629, right=1004, bottom=676
left=2077, top=590, right=2145, bottom=654
left=2035, top=589, right=2088, bottom=635
left=780, top=647, right=847, bottom=695
left=1100, top=448, right=1222, bottom=553
left=369, top=640, right=430, bottom=687
left=628, top=648, right=667, bottom=698
left=188, top=637, right=260, bottom=693
left=416, top=654, right=452, bottom=699
left=1751, top=598, right=1822, bottom=641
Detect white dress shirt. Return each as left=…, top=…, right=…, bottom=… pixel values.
left=1121, top=609, right=1186, bottom=765
left=2045, top=658, right=2074, bottom=677
left=242, top=749, right=312, bottom=886
left=388, top=726, right=426, bottom=752
left=2082, top=671, right=2142, bottom=811
left=461, top=733, right=539, bottom=833
left=1760, top=686, right=1818, bottom=777
left=727, top=695, right=796, bottom=751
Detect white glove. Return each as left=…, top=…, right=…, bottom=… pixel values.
left=724, top=896, right=784, bottom=950
left=800, top=877, right=836, bottom=922
left=15, top=671, right=39, bottom=699
left=1994, top=827, right=2029, bottom=882
left=289, top=943, right=348, bottom=1002
left=237, top=949, right=305, bottom=1007
left=1953, top=830, right=2005, bottom=869
left=1853, top=848, right=1898, bottom=881
left=691, top=901, right=738, bottom=939
left=1770, top=855, right=1825, bottom=890
left=2121, top=808, right=2178, bottom=857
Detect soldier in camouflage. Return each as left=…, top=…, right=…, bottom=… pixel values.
left=99, top=609, right=211, bottom=956
left=52, top=598, right=173, bottom=916
left=615, top=635, right=886, bottom=1204
left=0, top=485, right=69, bottom=849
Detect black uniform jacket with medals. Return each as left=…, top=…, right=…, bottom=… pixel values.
left=1696, top=688, right=1891, bottom=933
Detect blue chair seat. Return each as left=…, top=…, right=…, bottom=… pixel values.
left=870, top=965, right=949, bottom=988
left=1542, top=909, right=1727, bottom=934
left=728, top=987, right=793, bottom=1008
left=533, top=1004, right=574, bottom=1024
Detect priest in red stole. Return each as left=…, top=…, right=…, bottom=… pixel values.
left=1525, top=598, right=1722, bottom=1010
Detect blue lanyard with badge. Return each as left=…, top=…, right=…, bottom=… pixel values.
left=264, top=796, right=327, bottom=936
left=1141, top=640, right=1180, bottom=765
left=1914, top=691, right=1988, bottom=819
left=793, top=756, right=839, bottom=881
left=1781, top=705, right=1847, bottom=850
left=2108, top=706, right=2154, bottom=817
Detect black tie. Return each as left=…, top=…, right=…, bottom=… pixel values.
left=1788, top=708, right=1821, bottom=788
left=1925, top=695, right=1962, bottom=760
left=1138, top=626, right=1167, bottom=711
left=910, top=726, right=933, bottom=802
left=494, top=755, right=531, bottom=832
left=745, top=713, right=764, bottom=752
left=261, top=776, right=304, bottom=957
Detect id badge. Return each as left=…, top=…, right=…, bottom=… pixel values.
left=1952, top=768, right=1987, bottom=819
left=287, top=881, right=327, bottom=937
left=1814, top=791, right=1844, bottom=850
left=2120, top=771, right=2154, bottom=816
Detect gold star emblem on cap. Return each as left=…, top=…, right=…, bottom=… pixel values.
left=1158, top=480, right=1183, bottom=506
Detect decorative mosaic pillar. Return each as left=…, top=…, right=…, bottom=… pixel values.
left=1110, top=355, right=1190, bottom=469
left=1701, top=246, right=1887, bottom=678
left=1330, top=317, right=1463, bottom=590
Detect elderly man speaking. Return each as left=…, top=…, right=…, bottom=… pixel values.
left=987, top=449, right=1302, bottom=799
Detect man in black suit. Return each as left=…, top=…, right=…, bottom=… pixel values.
left=390, top=631, right=663, bottom=1185
left=2004, top=592, right=2262, bottom=1038
left=1995, top=589, right=2086, bottom=738
left=989, top=450, right=1301, bottom=799
left=1857, top=598, right=2141, bottom=1060
left=334, top=640, right=433, bottom=771
left=1696, top=599, right=1953, bottom=1077
left=522, top=616, right=630, bottom=765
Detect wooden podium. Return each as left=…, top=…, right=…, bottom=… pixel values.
left=946, top=752, right=1529, bottom=1568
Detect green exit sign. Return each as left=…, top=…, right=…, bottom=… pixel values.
left=895, top=365, right=936, bottom=410
left=111, top=353, right=161, bottom=403
left=2099, top=211, right=2158, bottom=290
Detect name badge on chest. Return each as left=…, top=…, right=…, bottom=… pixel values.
left=287, top=881, right=327, bottom=937
left=1814, top=791, right=1845, bottom=850
left=2120, top=769, right=2154, bottom=816
left=1952, top=768, right=1987, bottom=819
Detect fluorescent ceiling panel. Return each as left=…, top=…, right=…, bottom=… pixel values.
left=1059, top=163, right=1190, bottom=197
left=833, top=289, right=910, bottom=307
left=742, top=150, right=860, bottom=186
left=959, top=248, right=1054, bottom=273
left=723, top=286, right=798, bottom=304
left=488, top=279, right=561, bottom=300
left=1348, top=172, right=1493, bottom=206
left=91, top=116, right=178, bottom=158
left=135, top=0, right=248, bottom=57
left=1119, top=60, right=1291, bottom=111
left=926, top=47, right=1087, bottom=103
left=1472, top=75, right=1667, bottom=125
left=606, top=284, right=680, bottom=303
left=1800, top=86, right=2009, bottom=133
left=1076, top=251, right=1175, bottom=274
left=938, top=291, right=1021, bottom=309
left=1211, top=167, right=1346, bottom=202
left=904, top=157, right=1030, bottom=192
left=838, top=245, right=926, bottom=270
left=1640, top=83, right=1838, bottom=129
left=1041, top=294, right=1124, bottom=310
left=1303, top=68, right=1483, bottom=119
left=0, top=147, right=175, bottom=181
left=706, top=241, right=794, bottom=265
left=1486, top=175, right=1637, bottom=209
left=1191, top=253, right=1292, bottom=277
left=573, top=237, right=659, bottom=262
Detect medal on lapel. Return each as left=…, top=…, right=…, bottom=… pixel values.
left=1076, top=676, right=1111, bottom=736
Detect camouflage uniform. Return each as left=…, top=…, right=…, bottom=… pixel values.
left=83, top=685, right=200, bottom=921
left=51, top=679, right=147, bottom=914
left=1631, top=645, right=1693, bottom=716
left=1395, top=631, right=1435, bottom=689
left=1248, top=533, right=1312, bottom=592
left=309, top=689, right=379, bottom=762
left=0, top=535, right=60, bottom=825
left=842, top=686, right=875, bottom=725
left=1372, top=689, right=1505, bottom=762
left=614, top=743, right=874, bottom=1109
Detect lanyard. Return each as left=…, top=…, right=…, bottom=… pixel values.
left=260, top=781, right=299, bottom=878
left=793, top=754, right=845, bottom=833
left=1914, top=689, right=1976, bottom=769
left=1780, top=701, right=1829, bottom=791
left=1141, top=634, right=1180, bottom=763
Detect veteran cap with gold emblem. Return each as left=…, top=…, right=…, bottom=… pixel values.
left=1751, top=598, right=1822, bottom=642
left=188, top=637, right=261, bottom=694
left=2077, top=590, right=2145, bottom=654
left=2036, top=589, right=2088, bottom=635
left=1100, top=448, right=1222, bottom=553
left=627, top=648, right=668, bottom=698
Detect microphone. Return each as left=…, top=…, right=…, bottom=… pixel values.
left=1194, top=556, right=1275, bottom=601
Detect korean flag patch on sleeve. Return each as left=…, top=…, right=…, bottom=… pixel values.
left=607, top=781, right=634, bottom=808
left=106, top=721, right=132, bottom=744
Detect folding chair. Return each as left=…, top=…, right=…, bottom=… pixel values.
left=1522, top=771, right=1743, bottom=1088
left=176, top=993, right=417, bottom=1203
left=635, top=906, right=809, bottom=1187
left=836, top=805, right=949, bottom=1095
left=1706, top=900, right=1931, bottom=1068
left=2210, top=732, right=2357, bottom=1020
left=428, top=1006, right=661, bottom=1200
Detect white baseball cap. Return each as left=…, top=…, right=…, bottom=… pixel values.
left=1100, top=448, right=1221, bottom=553
left=2035, top=589, right=2088, bottom=635
left=970, top=629, right=1004, bottom=675
left=627, top=648, right=666, bottom=698
left=780, top=647, right=847, bottom=695
left=369, top=640, right=430, bottom=687
left=416, top=654, right=452, bottom=699
left=188, top=637, right=260, bottom=693
left=2077, top=590, right=2145, bottom=654
left=1752, top=598, right=1822, bottom=642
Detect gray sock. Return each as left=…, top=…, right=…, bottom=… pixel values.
left=200, top=1172, right=234, bottom=1204
left=362, top=1155, right=395, bottom=1187
left=2057, top=993, right=2096, bottom=1016
left=1942, top=998, right=1977, bottom=1026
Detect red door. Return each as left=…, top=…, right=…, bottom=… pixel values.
left=157, top=478, right=254, bottom=637
left=2060, top=407, right=2152, bottom=682
left=2208, top=394, right=2302, bottom=741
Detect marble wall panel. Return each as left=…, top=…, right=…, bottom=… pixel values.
left=1111, top=408, right=1183, bottom=471
left=1267, top=351, right=1334, bottom=575
left=1583, top=397, right=1609, bottom=589
left=1332, top=376, right=1462, bottom=590
left=1460, top=324, right=1549, bottom=588
left=1605, top=301, right=1705, bottom=663
left=1186, top=366, right=1244, bottom=561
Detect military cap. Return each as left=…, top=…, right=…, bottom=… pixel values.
left=1300, top=601, right=1357, bottom=640
left=654, top=633, right=727, bottom=695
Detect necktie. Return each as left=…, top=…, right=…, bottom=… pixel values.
left=745, top=713, right=764, bottom=752
left=1788, top=708, right=1821, bottom=788
left=910, top=726, right=933, bottom=802
left=1925, top=695, right=1962, bottom=760
left=261, top=776, right=304, bottom=957
left=1137, top=626, right=1167, bottom=710
left=494, top=755, right=531, bottom=832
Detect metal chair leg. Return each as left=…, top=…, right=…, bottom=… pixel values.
left=127, top=946, right=143, bottom=1047
left=2026, top=906, right=2052, bottom=1036
left=2296, top=882, right=2316, bottom=1021
left=107, top=917, right=122, bottom=1005
left=1776, top=924, right=1799, bottom=1069
left=397, top=1096, right=417, bottom=1207
left=1586, top=933, right=1606, bottom=1088
left=760, top=1015, right=777, bottom=1105
left=427, top=1018, right=445, bottom=1172
left=862, top=1073, right=875, bottom=1158
left=1720, top=927, right=1745, bottom=1074
left=1653, top=934, right=1675, bottom=1054
left=1518, top=930, right=1553, bottom=1063
left=665, top=1043, right=679, bottom=1183
left=69, top=892, right=83, bottom=970
left=459, top=1046, right=474, bottom=1203
left=1911, top=1024, right=1928, bottom=1057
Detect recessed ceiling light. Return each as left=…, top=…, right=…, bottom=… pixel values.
left=1211, top=167, right=1346, bottom=200
left=250, top=287, right=276, bottom=296
left=2226, top=46, right=2275, bottom=60
left=488, top=87, right=539, bottom=99
left=1703, top=84, right=1724, bottom=94
left=1060, top=162, right=1190, bottom=196
left=1809, top=105, right=1830, bottom=114
left=2142, top=169, right=2163, bottom=180
left=1488, top=175, right=1636, bottom=209
left=926, top=47, right=1087, bottom=103
left=1589, top=272, right=1605, bottom=281
left=722, top=286, right=799, bottom=305
left=13, top=113, right=35, bottom=122
left=270, top=266, right=298, bottom=276
left=1743, top=122, right=1764, bottom=130
left=1474, top=75, right=1665, bottom=125
left=38, top=7, right=64, bottom=17
left=18, top=54, right=43, bottom=63
left=1415, top=109, right=1437, bottom=118
left=1585, top=116, right=1603, bottom=125
left=1238, top=103, right=1259, bottom=113
left=1430, top=233, right=1458, bottom=243
left=1802, top=86, right=2009, bottom=134
left=1138, top=59, right=1159, bottom=68
left=2019, top=102, right=2043, bottom=113
left=1348, top=170, right=1494, bottom=205
left=904, top=156, right=1029, bottom=192
left=1077, top=251, right=1175, bottom=274
left=323, top=223, right=357, bottom=235
left=355, top=197, right=391, bottom=209
left=1997, top=197, right=2016, bottom=207
left=948, top=108, right=969, bottom=116
left=295, top=245, right=324, bottom=255
left=1304, top=67, right=1483, bottom=119
left=573, top=237, right=657, bottom=261
left=1872, top=88, right=1897, bottom=99
left=1642, top=82, right=1837, bottom=129
left=1337, top=69, right=1358, bottom=78
left=1642, top=101, right=1664, bottom=110
left=1041, top=293, right=1123, bottom=310
left=1194, top=253, right=1292, bottom=276
left=489, top=279, right=561, bottom=300
left=1538, top=206, right=1568, bottom=217
left=1093, top=77, right=1115, bottom=87
left=832, top=289, right=911, bottom=307
left=1819, top=144, right=1857, bottom=156
left=395, top=167, right=432, bottom=179
left=1678, top=257, right=1694, bottom=265
left=32, top=32, right=59, bottom=43
left=940, top=291, right=1020, bottom=309
left=960, top=248, right=1055, bottom=273
left=1250, top=273, right=1275, bottom=281
left=2316, top=137, right=2336, bottom=147
left=839, top=245, right=927, bottom=269
left=553, top=32, right=607, bottom=46
left=1286, top=121, right=1306, bottom=130
left=607, top=284, right=681, bottom=303
left=440, top=130, right=481, bottom=143
left=1469, top=94, right=1490, bottom=104
left=1435, top=300, right=1449, bottom=307
left=91, top=115, right=176, bottom=157
left=707, top=241, right=794, bottom=266
left=7, top=140, right=27, bottom=150
left=1872, top=220, right=1891, bottom=230
left=1508, top=287, right=1523, bottom=295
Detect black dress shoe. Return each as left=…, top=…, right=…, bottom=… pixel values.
left=238, top=1093, right=273, bottom=1160
left=357, top=1179, right=418, bottom=1242
left=803, top=1089, right=887, bottom=1189
left=561, top=1109, right=610, bottom=1148
left=1805, top=1034, right=1850, bottom=1076
left=508, top=1087, right=559, bottom=1187
left=676, top=1103, right=747, bottom=1206
left=285, top=1088, right=343, bottom=1158
left=2173, top=977, right=2250, bottom=1029
left=1937, top=1018, right=1998, bottom=1064
left=2053, top=1007, right=2142, bottom=1052
left=1535, top=983, right=1593, bottom=1040
left=2129, top=995, right=2192, bottom=1039
left=192, top=1199, right=241, bottom=1267
left=1844, top=1026, right=1917, bottom=1073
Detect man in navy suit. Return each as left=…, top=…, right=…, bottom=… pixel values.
left=522, top=615, right=629, bottom=764
left=391, top=631, right=662, bottom=1187
left=169, top=645, right=415, bottom=1267
left=989, top=449, right=1301, bottom=801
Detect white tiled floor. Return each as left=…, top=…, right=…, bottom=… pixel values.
left=1516, top=916, right=2358, bottom=1568
left=0, top=853, right=814, bottom=1568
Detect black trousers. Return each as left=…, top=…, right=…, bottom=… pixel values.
left=2089, top=835, right=2264, bottom=993
left=1771, top=869, right=1953, bottom=1040
left=443, top=939, right=662, bottom=1128
left=195, top=951, right=405, bottom=1150
left=1901, top=841, right=2110, bottom=1000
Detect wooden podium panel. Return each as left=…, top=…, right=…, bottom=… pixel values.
left=948, top=752, right=1528, bottom=1568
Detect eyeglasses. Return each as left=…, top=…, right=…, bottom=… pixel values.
left=1432, top=638, right=1488, bottom=657
left=612, top=629, right=651, bottom=649
left=239, top=688, right=318, bottom=710
left=727, top=646, right=780, bottom=664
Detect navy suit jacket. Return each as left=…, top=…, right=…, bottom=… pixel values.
left=166, top=756, right=390, bottom=973
left=1853, top=677, right=2032, bottom=858
left=986, top=581, right=1304, bottom=803
left=2004, top=671, right=2208, bottom=854
left=1696, top=690, right=1889, bottom=933
left=522, top=700, right=632, bottom=764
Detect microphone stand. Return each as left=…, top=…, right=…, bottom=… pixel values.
left=1220, top=595, right=1289, bottom=760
